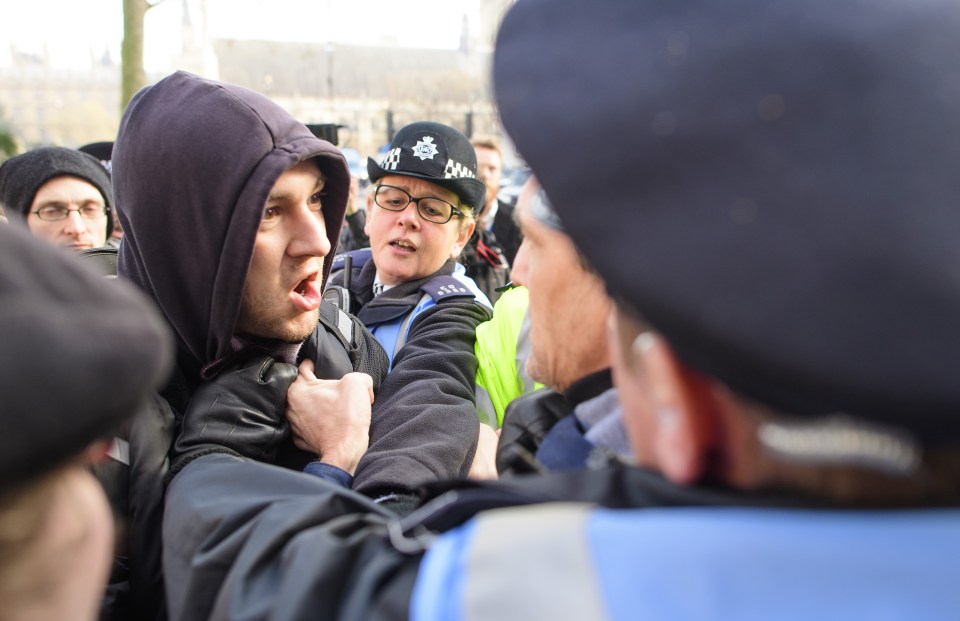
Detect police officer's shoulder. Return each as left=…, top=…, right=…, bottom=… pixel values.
left=330, top=248, right=373, bottom=273
left=421, top=275, right=476, bottom=304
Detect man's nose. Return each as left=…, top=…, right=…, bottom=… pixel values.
left=292, top=208, right=331, bottom=258
left=62, top=210, right=88, bottom=235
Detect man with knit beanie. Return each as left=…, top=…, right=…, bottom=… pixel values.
left=0, top=146, right=114, bottom=251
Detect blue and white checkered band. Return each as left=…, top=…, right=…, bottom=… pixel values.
left=443, top=159, right=476, bottom=180
left=380, top=148, right=401, bottom=171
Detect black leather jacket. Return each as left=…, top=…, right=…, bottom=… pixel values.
left=96, top=308, right=387, bottom=621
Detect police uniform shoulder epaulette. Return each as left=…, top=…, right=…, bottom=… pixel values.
left=420, top=275, right=476, bottom=303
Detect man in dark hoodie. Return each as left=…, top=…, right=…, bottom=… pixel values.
left=108, top=70, right=387, bottom=619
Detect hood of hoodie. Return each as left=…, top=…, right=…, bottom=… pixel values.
left=113, top=71, right=348, bottom=372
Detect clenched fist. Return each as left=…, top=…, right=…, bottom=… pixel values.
left=286, top=359, right=374, bottom=475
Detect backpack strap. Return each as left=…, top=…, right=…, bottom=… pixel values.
left=326, top=248, right=374, bottom=315
left=297, top=300, right=358, bottom=382
left=317, top=299, right=356, bottom=348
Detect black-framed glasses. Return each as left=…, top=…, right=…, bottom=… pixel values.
left=373, top=184, right=464, bottom=224
left=32, top=203, right=107, bottom=221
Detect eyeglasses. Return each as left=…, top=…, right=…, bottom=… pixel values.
left=32, top=203, right=107, bottom=221
left=374, top=184, right=464, bottom=224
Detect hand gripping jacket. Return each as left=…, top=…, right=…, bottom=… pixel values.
left=95, top=280, right=388, bottom=620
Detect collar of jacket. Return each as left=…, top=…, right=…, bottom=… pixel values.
left=354, top=259, right=458, bottom=325
left=563, top=368, right=613, bottom=406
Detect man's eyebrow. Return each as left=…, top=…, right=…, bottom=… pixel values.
left=34, top=200, right=69, bottom=208
left=266, top=177, right=326, bottom=202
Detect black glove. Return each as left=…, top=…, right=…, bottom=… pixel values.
left=168, top=355, right=298, bottom=481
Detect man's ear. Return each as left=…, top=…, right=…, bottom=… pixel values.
left=634, top=333, right=717, bottom=485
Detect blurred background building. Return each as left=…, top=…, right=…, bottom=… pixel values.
left=0, top=0, right=517, bottom=167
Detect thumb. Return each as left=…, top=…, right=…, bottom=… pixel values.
left=298, top=358, right=317, bottom=380
left=354, top=372, right=374, bottom=403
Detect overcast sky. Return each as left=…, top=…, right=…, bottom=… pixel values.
left=1, top=0, right=480, bottom=71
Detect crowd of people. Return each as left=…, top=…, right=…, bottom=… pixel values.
left=2, top=0, right=959, bottom=618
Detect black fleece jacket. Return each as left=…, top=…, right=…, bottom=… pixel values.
left=330, top=256, right=492, bottom=497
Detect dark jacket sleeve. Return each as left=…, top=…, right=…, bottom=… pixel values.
left=352, top=300, right=492, bottom=498
left=164, top=454, right=421, bottom=621
left=127, top=393, right=177, bottom=621
left=339, top=209, right=370, bottom=252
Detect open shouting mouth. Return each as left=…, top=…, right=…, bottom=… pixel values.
left=290, top=273, right=321, bottom=311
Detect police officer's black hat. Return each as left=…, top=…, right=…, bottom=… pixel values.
left=367, top=122, right=487, bottom=211
left=494, top=0, right=960, bottom=443
left=78, top=140, right=114, bottom=166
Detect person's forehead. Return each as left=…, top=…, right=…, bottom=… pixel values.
left=379, top=174, right=458, bottom=201
left=514, top=192, right=535, bottom=228
left=285, top=158, right=324, bottom=179
left=515, top=177, right=551, bottom=224
left=514, top=179, right=534, bottom=218
left=474, top=146, right=501, bottom=163
left=269, top=160, right=325, bottom=193
left=33, top=176, right=104, bottom=202
left=516, top=192, right=564, bottom=250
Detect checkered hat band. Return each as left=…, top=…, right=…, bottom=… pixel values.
left=444, top=159, right=477, bottom=179
left=380, top=148, right=401, bottom=171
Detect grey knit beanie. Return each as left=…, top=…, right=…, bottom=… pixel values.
left=0, top=146, right=115, bottom=238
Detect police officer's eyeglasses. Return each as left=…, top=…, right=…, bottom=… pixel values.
left=32, top=204, right=107, bottom=221
left=373, top=185, right=464, bottom=224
